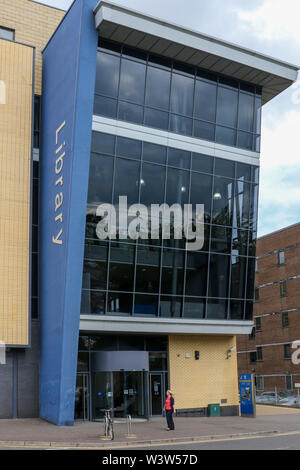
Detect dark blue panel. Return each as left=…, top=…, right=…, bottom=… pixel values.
left=40, top=0, right=98, bottom=425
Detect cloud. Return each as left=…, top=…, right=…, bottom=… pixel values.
left=236, top=0, right=300, bottom=45
left=258, top=108, right=300, bottom=236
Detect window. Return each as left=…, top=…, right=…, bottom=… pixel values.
left=278, top=250, right=285, bottom=265
left=256, top=376, right=264, bottom=391
left=284, top=344, right=291, bottom=359
left=280, top=280, right=287, bottom=297
left=286, top=375, right=293, bottom=392
left=249, top=327, right=256, bottom=340
left=255, top=259, right=258, bottom=273
left=0, top=27, right=14, bottom=40
left=254, top=287, right=260, bottom=302
left=255, top=317, right=261, bottom=331
left=256, top=346, right=263, bottom=361
left=250, top=351, right=256, bottom=363
left=282, top=311, right=289, bottom=328
left=33, top=95, right=41, bottom=149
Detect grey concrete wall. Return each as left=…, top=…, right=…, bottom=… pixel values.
left=0, top=321, right=40, bottom=419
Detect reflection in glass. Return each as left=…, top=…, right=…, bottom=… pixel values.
left=216, top=87, right=238, bottom=127
left=232, top=228, right=248, bottom=256
left=212, top=176, right=234, bottom=226
left=134, top=294, right=158, bottom=315
left=193, top=120, right=215, bottom=141
left=144, top=107, right=169, bottom=130
left=95, top=52, right=120, bottom=97
left=233, top=180, right=250, bottom=228
left=230, top=255, right=247, bottom=299
left=107, top=292, right=133, bottom=315
left=160, top=297, right=182, bottom=318
left=161, top=249, right=185, bottom=295
left=245, top=301, right=253, bottom=320
left=135, top=246, right=161, bottom=293
left=92, top=131, right=115, bottom=155
left=190, top=173, right=212, bottom=223
left=170, top=114, right=192, bottom=136
left=192, top=153, right=214, bottom=174
left=210, top=225, right=232, bottom=254
left=113, top=158, right=140, bottom=206
left=194, top=80, right=217, bottom=122
left=109, top=243, right=135, bottom=291
left=145, top=66, right=170, bottom=110
left=94, top=95, right=117, bottom=119
left=238, top=92, right=254, bottom=132
left=184, top=297, right=206, bottom=319
left=170, top=73, right=194, bottom=117
left=208, top=254, right=230, bottom=298
left=246, top=258, right=255, bottom=299
left=119, top=58, right=146, bottom=104
left=168, top=148, right=191, bottom=170
left=236, top=162, right=251, bottom=182
left=88, top=154, right=113, bottom=206
left=216, top=126, right=236, bottom=147
left=118, top=101, right=143, bottom=124
left=237, top=131, right=253, bottom=150
left=83, top=258, right=107, bottom=291
left=249, top=185, right=259, bottom=231
left=186, top=252, right=208, bottom=296
left=81, top=290, right=106, bottom=315
left=117, top=136, right=142, bottom=160
left=229, top=300, right=244, bottom=320
left=92, top=372, right=112, bottom=420
left=214, top=158, right=235, bottom=179
left=206, top=299, right=228, bottom=319
left=143, top=142, right=167, bottom=164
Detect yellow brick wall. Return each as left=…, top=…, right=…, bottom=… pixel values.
left=168, top=334, right=239, bottom=410
left=0, top=0, right=65, bottom=94
left=0, top=39, right=34, bottom=345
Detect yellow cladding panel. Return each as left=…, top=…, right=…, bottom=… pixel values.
left=0, top=39, right=33, bottom=345
left=168, top=335, right=239, bottom=409
left=0, top=0, right=65, bottom=94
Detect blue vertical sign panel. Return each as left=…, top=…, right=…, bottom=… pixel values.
left=40, top=0, right=98, bottom=425
left=239, top=374, right=256, bottom=417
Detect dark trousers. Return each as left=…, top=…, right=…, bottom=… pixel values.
left=166, top=410, right=175, bottom=430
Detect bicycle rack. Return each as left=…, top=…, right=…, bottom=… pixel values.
left=125, top=414, right=136, bottom=439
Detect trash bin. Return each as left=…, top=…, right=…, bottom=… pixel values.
left=208, top=403, right=220, bottom=417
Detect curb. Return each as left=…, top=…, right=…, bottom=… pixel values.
left=0, top=430, right=280, bottom=449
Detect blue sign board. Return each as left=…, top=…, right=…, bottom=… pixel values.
left=239, top=374, right=256, bottom=417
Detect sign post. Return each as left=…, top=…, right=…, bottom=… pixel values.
left=239, top=373, right=256, bottom=418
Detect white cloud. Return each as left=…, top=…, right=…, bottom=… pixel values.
left=258, top=108, right=300, bottom=235
left=236, top=0, right=300, bottom=44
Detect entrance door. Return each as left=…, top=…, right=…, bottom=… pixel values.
left=113, top=371, right=144, bottom=418
left=150, top=373, right=163, bottom=416
left=74, top=374, right=89, bottom=420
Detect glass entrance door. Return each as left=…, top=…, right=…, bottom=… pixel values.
left=150, top=373, right=163, bottom=416
left=114, top=371, right=144, bottom=418
left=74, top=374, right=89, bottom=420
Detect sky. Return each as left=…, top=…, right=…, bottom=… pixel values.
left=35, top=0, right=300, bottom=237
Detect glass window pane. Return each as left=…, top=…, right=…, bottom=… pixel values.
left=107, top=292, right=133, bottom=315
left=248, top=232, right=257, bottom=257
left=230, top=255, right=247, bottom=299
left=94, top=95, right=117, bottom=119
left=108, top=243, right=135, bottom=291
left=254, top=135, right=261, bottom=152
left=161, top=249, right=185, bottom=295
left=208, top=254, right=230, bottom=298
left=168, top=148, right=191, bottom=170
left=83, top=257, right=108, bottom=291
left=88, top=154, right=113, bottom=205
left=245, top=300, right=253, bottom=320
left=91, top=132, right=115, bottom=155
left=216, top=87, right=238, bottom=127
left=232, top=228, right=248, bottom=256
left=194, top=80, right=217, bottom=121
left=193, top=120, right=215, bottom=141
left=206, top=299, right=228, bottom=319
left=170, top=73, right=194, bottom=116
left=113, top=158, right=140, bottom=206
left=233, top=180, right=250, bottom=229
left=212, top=176, right=234, bottom=226
left=144, top=107, right=169, bottom=130
left=118, top=101, right=143, bottom=124
left=149, top=352, right=168, bottom=370
left=214, top=158, right=235, bottom=178
left=236, top=162, right=251, bottom=182
left=249, top=184, right=259, bottom=231
left=210, top=225, right=232, bottom=254
left=254, top=96, right=262, bottom=134
left=81, top=291, right=106, bottom=315
left=160, top=297, right=182, bottom=318
left=118, top=335, right=144, bottom=350
left=229, top=300, right=244, bottom=320
left=145, top=66, right=170, bottom=110
left=170, top=114, right=192, bottom=136
left=143, top=142, right=167, bottom=165
left=122, top=46, right=147, bottom=63
left=251, top=166, right=259, bottom=184
left=77, top=352, right=89, bottom=372
left=184, top=298, right=206, bottom=319
left=216, top=126, right=236, bottom=147
left=95, top=52, right=120, bottom=97
left=140, top=163, right=165, bottom=206
left=119, top=58, right=146, bottom=104
left=116, top=136, right=142, bottom=160
left=90, top=334, right=118, bottom=350
left=134, top=295, right=158, bottom=316
left=192, top=153, right=214, bottom=174
left=238, top=92, right=254, bottom=132
left=246, top=258, right=255, bottom=299
left=135, top=246, right=161, bottom=293
left=186, top=252, right=208, bottom=296
left=237, top=131, right=253, bottom=150
left=164, top=167, right=189, bottom=248
left=190, top=173, right=212, bottom=223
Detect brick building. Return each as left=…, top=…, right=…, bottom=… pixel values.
left=237, top=222, right=300, bottom=393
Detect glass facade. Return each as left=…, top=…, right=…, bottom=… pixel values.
left=80, top=131, right=258, bottom=321
left=94, top=39, right=262, bottom=152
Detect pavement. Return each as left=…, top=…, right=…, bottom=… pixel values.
left=1, top=405, right=300, bottom=449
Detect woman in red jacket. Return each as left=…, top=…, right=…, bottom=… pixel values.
left=163, top=390, right=175, bottom=431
